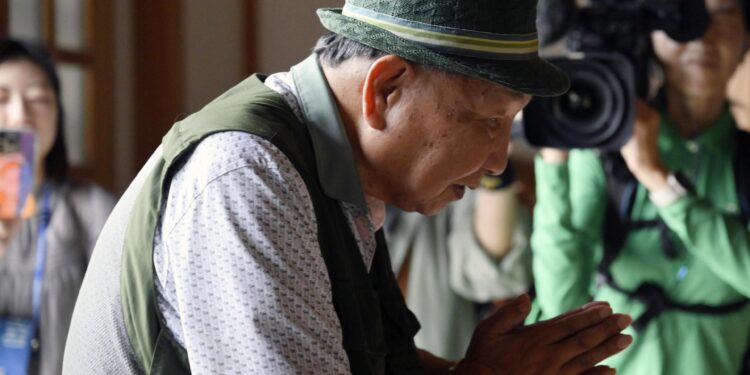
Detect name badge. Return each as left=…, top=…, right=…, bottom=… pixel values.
left=0, top=317, right=36, bottom=375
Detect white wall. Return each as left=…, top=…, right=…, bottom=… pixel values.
left=110, top=0, right=345, bottom=191
left=184, top=0, right=244, bottom=113
left=256, top=0, right=340, bottom=73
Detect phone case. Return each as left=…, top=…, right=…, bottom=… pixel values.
left=0, top=130, right=36, bottom=220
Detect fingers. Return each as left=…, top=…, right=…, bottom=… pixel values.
left=538, top=301, right=611, bottom=327
left=634, top=100, right=660, bottom=125
left=478, top=294, right=531, bottom=335
left=528, top=303, right=614, bottom=343
left=561, top=334, right=633, bottom=375
left=553, top=314, right=632, bottom=358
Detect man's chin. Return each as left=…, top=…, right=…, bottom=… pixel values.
left=392, top=187, right=466, bottom=215
left=412, top=198, right=456, bottom=216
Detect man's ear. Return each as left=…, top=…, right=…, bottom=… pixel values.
left=362, top=55, right=413, bottom=131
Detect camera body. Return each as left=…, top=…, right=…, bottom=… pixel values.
left=523, top=0, right=709, bottom=150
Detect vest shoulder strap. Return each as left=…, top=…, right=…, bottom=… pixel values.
left=121, top=75, right=310, bottom=374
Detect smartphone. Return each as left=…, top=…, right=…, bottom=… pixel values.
left=0, top=130, right=36, bottom=220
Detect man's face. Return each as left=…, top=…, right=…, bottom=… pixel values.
left=651, top=0, right=747, bottom=98
left=363, top=66, right=530, bottom=215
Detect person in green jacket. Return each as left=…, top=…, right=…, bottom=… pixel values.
left=64, top=0, right=634, bottom=374
left=532, top=0, right=750, bottom=373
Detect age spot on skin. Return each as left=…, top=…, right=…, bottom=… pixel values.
left=479, top=87, right=490, bottom=100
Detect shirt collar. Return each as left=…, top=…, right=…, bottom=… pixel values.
left=290, top=55, right=367, bottom=208
left=659, top=107, right=736, bottom=155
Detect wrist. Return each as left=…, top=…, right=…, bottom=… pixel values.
left=634, top=165, right=669, bottom=192
left=648, top=172, right=690, bottom=207
left=540, top=148, right=569, bottom=164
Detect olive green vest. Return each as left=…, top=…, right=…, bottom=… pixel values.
left=119, top=57, right=422, bottom=374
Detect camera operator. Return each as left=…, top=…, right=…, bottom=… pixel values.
left=532, top=0, right=750, bottom=373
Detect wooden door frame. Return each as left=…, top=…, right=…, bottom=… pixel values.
left=132, top=0, right=184, bottom=169
left=243, top=0, right=257, bottom=76
left=85, top=0, right=114, bottom=191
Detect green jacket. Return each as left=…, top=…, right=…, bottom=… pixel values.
left=64, top=56, right=422, bottom=374
left=532, top=110, right=750, bottom=374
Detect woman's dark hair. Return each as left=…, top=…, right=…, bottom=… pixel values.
left=0, top=38, right=68, bottom=183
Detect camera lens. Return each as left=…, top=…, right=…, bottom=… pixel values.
left=559, top=86, right=598, bottom=120
left=555, top=71, right=609, bottom=126
left=522, top=53, right=635, bottom=150
left=552, top=59, right=624, bottom=145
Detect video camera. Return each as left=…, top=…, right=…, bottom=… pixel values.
left=522, top=0, right=710, bottom=150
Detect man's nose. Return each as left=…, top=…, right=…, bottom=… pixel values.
left=2, top=96, right=31, bottom=128
left=483, top=142, right=510, bottom=176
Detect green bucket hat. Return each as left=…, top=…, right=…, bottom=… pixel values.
left=317, top=0, right=569, bottom=97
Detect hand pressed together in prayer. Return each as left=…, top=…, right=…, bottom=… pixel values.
left=453, top=294, right=632, bottom=375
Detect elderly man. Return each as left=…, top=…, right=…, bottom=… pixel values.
left=63, top=0, right=632, bottom=373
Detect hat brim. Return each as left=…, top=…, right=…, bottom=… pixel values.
left=317, top=8, right=569, bottom=97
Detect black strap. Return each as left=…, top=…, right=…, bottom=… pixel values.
left=600, top=153, right=637, bottom=271
left=735, top=130, right=750, bottom=223
left=736, top=130, right=750, bottom=375
left=599, top=149, right=750, bottom=331
left=599, top=273, right=749, bottom=331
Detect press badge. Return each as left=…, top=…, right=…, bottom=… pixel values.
left=0, top=317, right=36, bottom=375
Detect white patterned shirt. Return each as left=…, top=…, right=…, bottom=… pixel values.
left=152, top=72, right=378, bottom=374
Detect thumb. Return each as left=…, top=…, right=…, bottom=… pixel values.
left=481, top=294, right=531, bottom=334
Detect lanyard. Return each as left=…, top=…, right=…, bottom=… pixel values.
left=31, top=189, right=51, bottom=322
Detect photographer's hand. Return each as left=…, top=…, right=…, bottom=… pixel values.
left=540, top=148, right=569, bottom=164
left=620, top=100, right=668, bottom=192
left=452, top=294, right=632, bottom=375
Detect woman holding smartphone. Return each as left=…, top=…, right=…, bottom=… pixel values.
left=0, top=39, right=114, bottom=375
